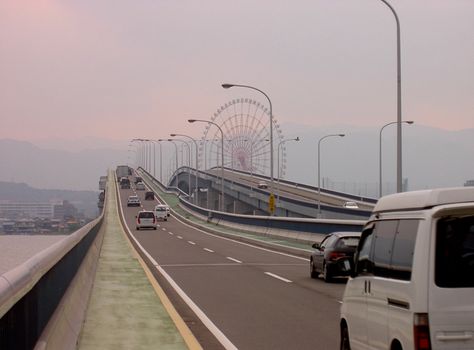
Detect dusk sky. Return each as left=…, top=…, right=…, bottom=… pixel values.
left=0, top=1, right=472, bottom=143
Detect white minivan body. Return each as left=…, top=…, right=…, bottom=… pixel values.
left=340, top=187, right=474, bottom=350
left=154, top=204, right=168, bottom=221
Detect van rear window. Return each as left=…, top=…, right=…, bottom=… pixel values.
left=355, top=219, right=419, bottom=281
left=435, top=215, right=474, bottom=288
left=139, top=212, right=154, bottom=218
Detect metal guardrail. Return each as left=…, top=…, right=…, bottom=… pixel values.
left=0, top=206, right=105, bottom=349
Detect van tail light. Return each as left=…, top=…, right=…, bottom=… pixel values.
left=328, top=252, right=347, bottom=261
left=153, top=217, right=156, bottom=224
left=414, top=313, right=431, bottom=350
left=137, top=218, right=141, bottom=224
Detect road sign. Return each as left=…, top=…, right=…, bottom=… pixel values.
left=269, top=194, right=275, bottom=214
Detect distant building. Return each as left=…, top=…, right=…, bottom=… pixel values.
left=53, top=200, right=78, bottom=220
left=464, top=180, right=474, bottom=187
left=0, top=201, right=54, bottom=219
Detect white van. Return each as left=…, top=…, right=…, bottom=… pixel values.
left=340, top=187, right=474, bottom=350
left=154, top=204, right=168, bottom=221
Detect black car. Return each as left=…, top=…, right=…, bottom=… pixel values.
left=144, top=191, right=155, bottom=200
left=310, top=231, right=361, bottom=282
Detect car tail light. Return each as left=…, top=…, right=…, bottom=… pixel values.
left=328, top=252, right=347, bottom=261
left=137, top=218, right=141, bottom=224
left=153, top=217, right=156, bottom=224
left=414, top=313, right=431, bottom=350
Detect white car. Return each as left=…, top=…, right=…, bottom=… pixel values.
left=257, top=181, right=268, bottom=189
left=154, top=204, right=168, bottom=221
left=135, top=182, right=146, bottom=190
left=135, top=210, right=156, bottom=230
left=342, top=201, right=359, bottom=209
left=340, top=187, right=474, bottom=350
left=127, top=195, right=141, bottom=207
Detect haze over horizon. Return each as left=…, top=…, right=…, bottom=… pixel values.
left=0, top=1, right=472, bottom=195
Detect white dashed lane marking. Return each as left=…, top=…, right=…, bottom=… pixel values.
left=226, top=257, right=242, bottom=264
left=177, top=236, right=183, bottom=239
left=188, top=241, right=196, bottom=245
left=264, top=272, right=292, bottom=283
left=203, top=248, right=214, bottom=253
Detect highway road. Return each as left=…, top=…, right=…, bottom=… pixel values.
left=118, top=181, right=347, bottom=349
left=207, top=168, right=375, bottom=211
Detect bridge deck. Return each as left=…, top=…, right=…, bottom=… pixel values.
left=77, top=178, right=191, bottom=350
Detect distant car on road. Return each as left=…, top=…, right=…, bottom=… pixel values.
left=135, top=182, right=146, bottom=190
left=134, top=176, right=143, bottom=184
left=257, top=181, right=268, bottom=189
left=144, top=191, right=155, bottom=200
left=310, top=231, right=361, bottom=282
left=154, top=204, right=168, bottom=221
left=135, top=210, right=156, bottom=230
left=120, top=177, right=131, bottom=189
left=127, top=195, right=141, bottom=207
left=342, top=201, right=359, bottom=209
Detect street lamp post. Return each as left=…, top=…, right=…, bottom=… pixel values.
left=377, top=0, right=403, bottom=192
left=159, top=138, right=179, bottom=178
left=222, top=83, right=275, bottom=211
left=317, top=134, right=345, bottom=217
left=379, top=120, right=413, bottom=197
left=277, top=137, right=300, bottom=206
left=171, top=133, right=199, bottom=205
left=169, top=138, right=191, bottom=199
left=152, top=140, right=163, bottom=184
left=189, top=119, right=225, bottom=212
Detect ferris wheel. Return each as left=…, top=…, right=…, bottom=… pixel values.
left=199, top=98, right=286, bottom=178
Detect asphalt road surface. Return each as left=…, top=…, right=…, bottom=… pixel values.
left=119, top=183, right=346, bottom=349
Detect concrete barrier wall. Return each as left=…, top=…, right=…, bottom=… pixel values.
left=179, top=197, right=365, bottom=239
left=0, top=191, right=106, bottom=349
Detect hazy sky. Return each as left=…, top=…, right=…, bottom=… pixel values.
left=0, top=1, right=472, bottom=143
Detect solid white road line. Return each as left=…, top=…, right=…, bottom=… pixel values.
left=226, top=257, right=242, bottom=264
left=203, top=248, right=214, bottom=253
left=188, top=241, right=196, bottom=245
left=264, top=272, right=292, bottom=283
left=117, top=185, right=238, bottom=350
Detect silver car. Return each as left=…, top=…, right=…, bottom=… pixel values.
left=136, top=210, right=157, bottom=230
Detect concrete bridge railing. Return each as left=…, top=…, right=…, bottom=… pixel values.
left=0, top=189, right=106, bottom=350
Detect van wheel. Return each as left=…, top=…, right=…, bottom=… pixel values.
left=391, top=341, right=402, bottom=350
left=340, top=324, right=351, bottom=350
left=310, top=259, right=318, bottom=279
left=323, top=262, right=332, bottom=282
left=136, top=227, right=139, bottom=231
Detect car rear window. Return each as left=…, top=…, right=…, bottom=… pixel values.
left=156, top=207, right=166, bottom=212
left=336, top=237, right=360, bottom=248
left=139, top=212, right=154, bottom=218
left=435, top=215, right=474, bottom=288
